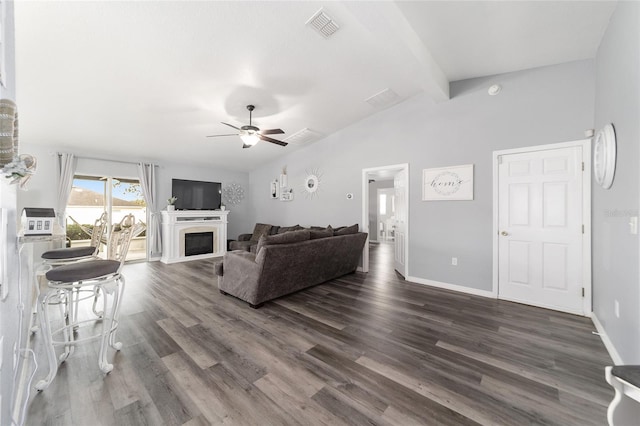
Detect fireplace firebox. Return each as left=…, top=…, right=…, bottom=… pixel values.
left=184, top=232, right=214, bottom=256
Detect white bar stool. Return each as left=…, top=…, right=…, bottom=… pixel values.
left=35, top=214, right=135, bottom=391
left=31, top=212, right=108, bottom=332
left=606, top=365, right=640, bottom=425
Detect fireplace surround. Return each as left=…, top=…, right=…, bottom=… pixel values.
left=160, top=210, right=229, bottom=264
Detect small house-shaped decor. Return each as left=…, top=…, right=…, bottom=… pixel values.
left=21, top=208, right=55, bottom=236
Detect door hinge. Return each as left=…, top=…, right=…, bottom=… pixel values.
left=582, top=162, right=585, bottom=171
left=582, top=224, right=585, bottom=234
left=498, top=155, right=503, bottom=165
left=582, top=288, right=585, bottom=298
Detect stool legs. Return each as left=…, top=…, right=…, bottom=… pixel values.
left=36, top=276, right=124, bottom=391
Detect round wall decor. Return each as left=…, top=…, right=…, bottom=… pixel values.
left=593, top=123, right=616, bottom=189
left=222, top=182, right=245, bottom=205
left=302, top=168, right=322, bottom=199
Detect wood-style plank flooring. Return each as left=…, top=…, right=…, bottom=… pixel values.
left=25, top=242, right=613, bottom=425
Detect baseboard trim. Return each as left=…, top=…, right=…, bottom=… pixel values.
left=406, top=276, right=496, bottom=299
left=591, top=312, right=623, bottom=364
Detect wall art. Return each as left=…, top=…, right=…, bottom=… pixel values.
left=422, top=164, right=474, bottom=201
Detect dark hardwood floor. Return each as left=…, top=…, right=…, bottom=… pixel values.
left=26, top=242, right=613, bottom=425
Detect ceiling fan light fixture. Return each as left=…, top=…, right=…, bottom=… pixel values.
left=240, top=131, right=260, bottom=146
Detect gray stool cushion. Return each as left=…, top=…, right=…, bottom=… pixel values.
left=612, top=366, right=640, bottom=387
left=45, top=259, right=120, bottom=283
left=42, top=246, right=96, bottom=260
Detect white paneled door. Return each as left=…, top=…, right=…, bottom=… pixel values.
left=393, top=168, right=407, bottom=276
left=498, top=146, right=585, bottom=314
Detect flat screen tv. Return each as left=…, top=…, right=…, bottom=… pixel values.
left=171, top=179, right=221, bottom=210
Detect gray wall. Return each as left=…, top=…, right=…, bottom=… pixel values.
left=248, top=59, right=595, bottom=291
left=18, top=143, right=252, bottom=242
left=593, top=2, right=640, bottom=363
left=368, top=180, right=394, bottom=241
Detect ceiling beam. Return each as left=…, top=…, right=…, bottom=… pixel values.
left=342, top=1, right=449, bottom=102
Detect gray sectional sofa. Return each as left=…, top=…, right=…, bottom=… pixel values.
left=215, top=226, right=367, bottom=308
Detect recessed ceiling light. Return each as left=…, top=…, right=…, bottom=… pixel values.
left=488, top=84, right=502, bottom=96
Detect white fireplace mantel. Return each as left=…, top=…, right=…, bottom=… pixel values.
left=160, top=210, right=229, bottom=264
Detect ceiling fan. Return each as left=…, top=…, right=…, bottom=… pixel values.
left=206, top=105, right=288, bottom=149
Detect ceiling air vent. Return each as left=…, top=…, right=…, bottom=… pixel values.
left=306, top=8, right=340, bottom=38
left=365, top=88, right=400, bottom=109
left=284, top=128, right=321, bottom=146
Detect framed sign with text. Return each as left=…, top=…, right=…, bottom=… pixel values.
left=422, top=164, right=474, bottom=201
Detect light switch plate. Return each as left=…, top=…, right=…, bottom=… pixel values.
left=630, top=217, right=638, bottom=235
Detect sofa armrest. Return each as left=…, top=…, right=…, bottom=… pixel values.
left=218, top=251, right=263, bottom=305
left=237, top=233, right=252, bottom=242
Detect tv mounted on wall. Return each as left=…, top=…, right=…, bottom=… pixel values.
left=171, top=179, right=222, bottom=210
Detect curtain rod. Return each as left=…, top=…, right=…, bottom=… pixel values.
left=57, top=152, right=159, bottom=167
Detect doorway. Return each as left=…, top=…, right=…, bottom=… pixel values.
left=493, top=140, right=591, bottom=315
left=66, top=175, right=147, bottom=261
left=361, top=163, right=409, bottom=277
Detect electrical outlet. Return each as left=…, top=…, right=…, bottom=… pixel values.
left=451, top=257, right=458, bottom=266
left=615, top=300, right=620, bottom=318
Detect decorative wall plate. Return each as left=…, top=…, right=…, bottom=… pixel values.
left=222, top=182, right=245, bottom=205
left=593, top=123, right=616, bottom=189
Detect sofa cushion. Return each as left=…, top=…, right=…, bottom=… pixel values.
left=277, top=225, right=303, bottom=234
left=334, top=224, right=359, bottom=236
left=229, top=240, right=255, bottom=252
left=256, top=229, right=310, bottom=253
left=310, top=226, right=333, bottom=239
left=250, top=223, right=273, bottom=242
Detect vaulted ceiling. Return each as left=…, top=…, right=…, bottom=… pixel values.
left=15, top=1, right=616, bottom=172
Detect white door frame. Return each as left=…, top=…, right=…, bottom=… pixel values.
left=361, top=163, right=410, bottom=276
left=492, top=139, right=592, bottom=315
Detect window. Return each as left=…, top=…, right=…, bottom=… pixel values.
left=379, top=193, right=387, bottom=215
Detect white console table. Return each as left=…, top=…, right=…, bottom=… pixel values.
left=160, top=210, right=229, bottom=264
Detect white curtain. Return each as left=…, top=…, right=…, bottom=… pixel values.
left=56, top=153, right=77, bottom=227
left=137, top=162, right=161, bottom=257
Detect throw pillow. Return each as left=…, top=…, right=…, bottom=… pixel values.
left=256, top=229, right=311, bottom=253
left=310, top=228, right=333, bottom=239
left=250, top=223, right=273, bottom=242
left=277, top=224, right=303, bottom=234
left=334, top=224, right=359, bottom=236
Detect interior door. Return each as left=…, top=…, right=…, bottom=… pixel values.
left=393, top=169, right=407, bottom=276
left=498, top=146, right=584, bottom=314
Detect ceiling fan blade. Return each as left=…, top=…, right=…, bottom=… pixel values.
left=260, top=128, right=285, bottom=135
left=221, top=122, right=241, bottom=130
left=206, top=134, right=239, bottom=138
left=259, top=135, right=288, bottom=147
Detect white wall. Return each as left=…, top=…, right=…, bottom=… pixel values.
left=0, top=2, right=24, bottom=424
left=248, top=60, right=595, bottom=292
left=592, top=2, right=640, bottom=363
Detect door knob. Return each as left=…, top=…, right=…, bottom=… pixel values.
left=501, top=231, right=509, bottom=236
